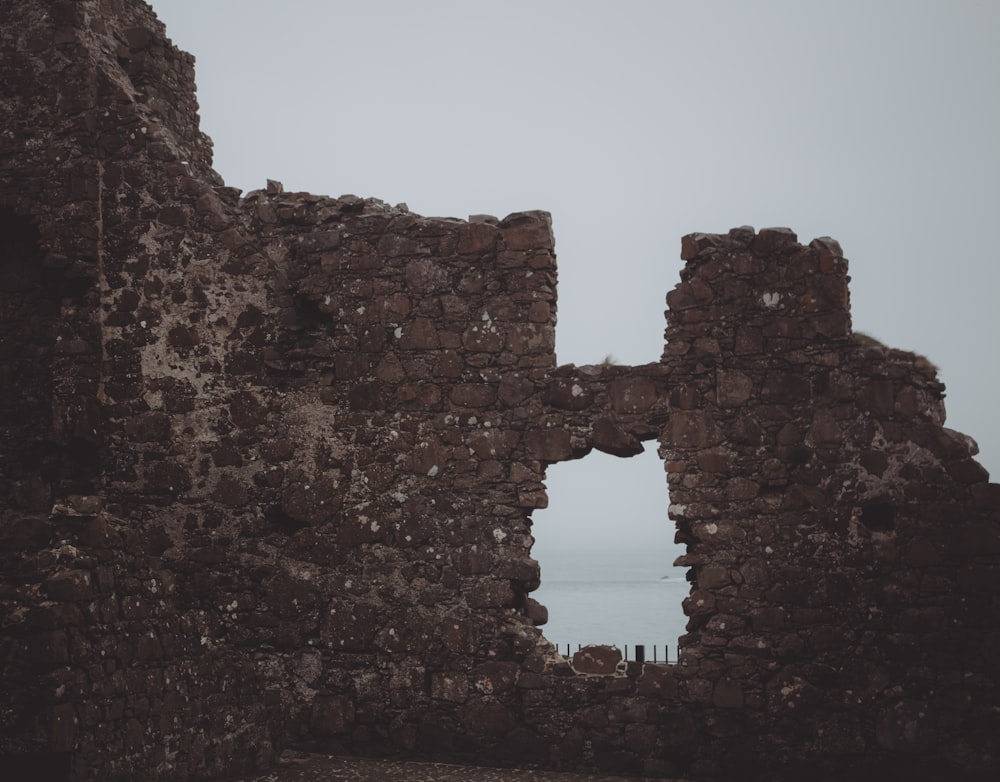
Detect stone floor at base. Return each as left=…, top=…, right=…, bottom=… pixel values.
left=240, top=752, right=690, bottom=782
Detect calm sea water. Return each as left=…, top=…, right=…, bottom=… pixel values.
left=531, top=546, right=690, bottom=662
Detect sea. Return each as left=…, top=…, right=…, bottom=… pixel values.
left=531, top=545, right=690, bottom=663
left=527, top=448, right=689, bottom=662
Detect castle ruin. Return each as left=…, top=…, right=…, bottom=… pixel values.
left=2, top=2, right=999, bottom=780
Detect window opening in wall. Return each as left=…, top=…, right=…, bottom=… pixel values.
left=531, top=447, right=687, bottom=663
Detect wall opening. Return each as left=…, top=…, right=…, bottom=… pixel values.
left=860, top=499, right=895, bottom=532
left=530, top=446, right=687, bottom=663
left=0, top=207, right=57, bottom=511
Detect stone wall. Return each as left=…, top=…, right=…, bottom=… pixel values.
left=1, top=1, right=998, bottom=780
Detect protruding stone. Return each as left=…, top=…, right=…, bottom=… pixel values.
left=680, top=232, right=724, bottom=260
left=499, top=211, right=554, bottom=250
left=810, top=236, right=843, bottom=257
left=727, top=225, right=755, bottom=245
left=591, top=418, right=644, bottom=457
left=666, top=278, right=714, bottom=310
left=754, top=226, right=798, bottom=252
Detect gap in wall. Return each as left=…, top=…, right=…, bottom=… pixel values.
left=530, top=447, right=688, bottom=661
left=0, top=208, right=55, bottom=511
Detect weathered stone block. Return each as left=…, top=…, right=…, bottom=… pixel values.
left=680, top=232, right=724, bottom=260
left=310, top=695, right=355, bottom=735
left=212, top=473, right=249, bottom=507
left=664, top=411, right=722, bottom=448
left=754, top=226, right=798, bottom=253
left=123, top=411, right=172, bottom=442
left=609, top=377, right=656, bottom=414
left=467, top=579, right=514, bottom=608
left=541, top=378, right=592, bottom=410
left=472, top=662, right=519, bottom=695
left=637, top=664, right=678, bottom=698
left=398, top=317, right=440, bottom=350
left=499, top=211, right=553, bottom=251
left=45, top=569, right=94, bottom=601
left=459, top=701, right=516, bottom=736
left=462, top=319, right=505, bottom=352
left=449, top=383, right=495, bottom=408
left=696, top=566, right=731, bottom=590
left=281, top=476, right=342, bottom=525
left=808, top=410, right=842, bottom=447
left=712, top=678, right=744, bottom=709
left=761, top=371, right=811, bottom=403
left=716, top=369, right=753, bottom=407
left=228, top=391, right=266, bottom=428
left=665, top=278, right=714, bottom=309
left=523, top=428, right=573, bottom=462
left=590, top=418, right=643, bottom=457
left=572, top=645, right=622, bottom=675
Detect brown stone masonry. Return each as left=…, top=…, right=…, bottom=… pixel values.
left=1, top=2, right=998, bottom=781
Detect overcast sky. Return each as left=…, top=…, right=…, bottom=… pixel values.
left=149, top=1, right=999, bottom=560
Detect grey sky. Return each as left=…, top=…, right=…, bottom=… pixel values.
left=149, top=1, right=1000, bottom=553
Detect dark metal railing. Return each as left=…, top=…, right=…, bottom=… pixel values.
left=561, top=643, right=674, bottom=664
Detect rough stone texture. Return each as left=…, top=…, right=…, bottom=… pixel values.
left=236, top=752, right=684, bottom=782
left=1, top=2, right=998, bottom=781
left=238, top=751, right=684, bottom=782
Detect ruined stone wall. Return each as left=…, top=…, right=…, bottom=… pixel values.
left=658, top=229, right=1000, bottom=777
left=1, top=2, right=998, bottom=780
left=2, top=1, right=275, bottom=778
